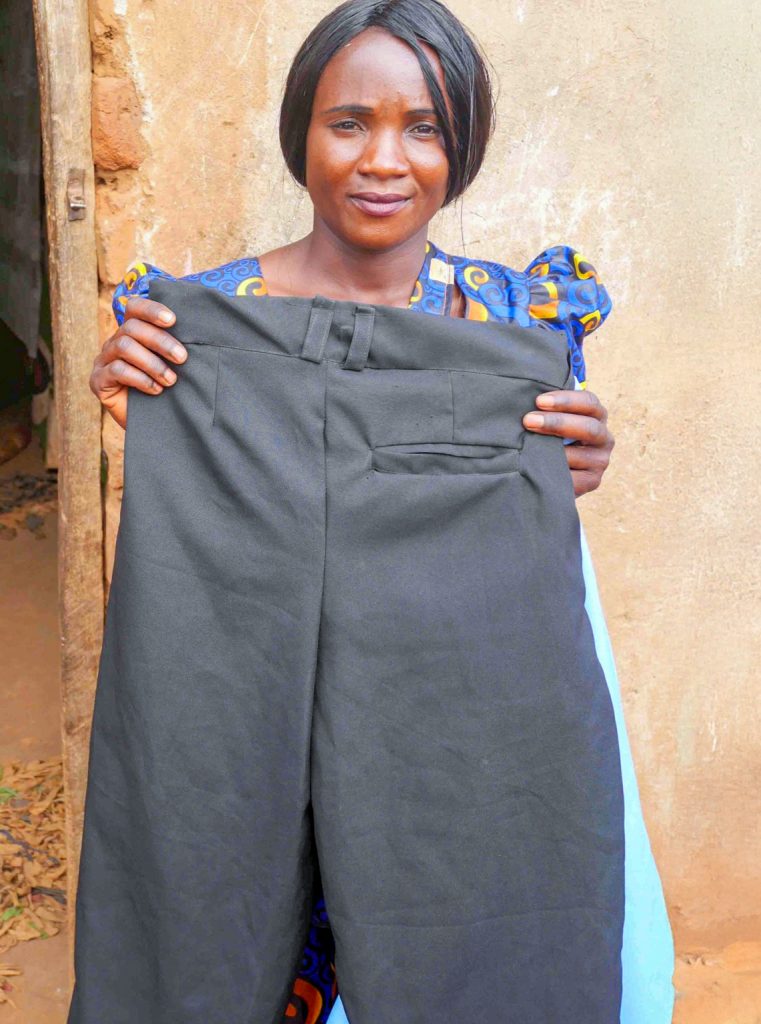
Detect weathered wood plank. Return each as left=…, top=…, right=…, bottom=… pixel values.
left=31, top=0, right=103, bottom=991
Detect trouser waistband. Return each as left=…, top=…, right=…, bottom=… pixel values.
left=148, top=278, right=575, bottom=390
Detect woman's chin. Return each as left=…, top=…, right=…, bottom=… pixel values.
left=334, top=211, right=425, bottom=251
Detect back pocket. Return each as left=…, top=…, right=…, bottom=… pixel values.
left=371, top=441, right=521, bottom=475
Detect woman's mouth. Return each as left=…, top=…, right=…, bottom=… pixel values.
left=349, top=193, right=411, bottom=217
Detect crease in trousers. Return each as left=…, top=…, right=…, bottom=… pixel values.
left=67, top=280, right=626, bottom=1024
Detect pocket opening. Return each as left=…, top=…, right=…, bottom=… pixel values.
left=371, top=441, right=522, bottom=476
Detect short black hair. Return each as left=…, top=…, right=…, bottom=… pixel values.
left=279, top=0, right=497, bottom=206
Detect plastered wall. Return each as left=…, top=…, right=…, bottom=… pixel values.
left=89, top=0, right=761, bottom=952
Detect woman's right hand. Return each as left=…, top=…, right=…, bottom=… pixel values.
left=90, top=296, right=187, bottom=429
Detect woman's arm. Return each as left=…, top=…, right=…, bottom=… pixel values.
left=523, top=388, right=614, bottom=498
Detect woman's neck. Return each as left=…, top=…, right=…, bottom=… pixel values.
left=258, top=223, right=430, bottom=308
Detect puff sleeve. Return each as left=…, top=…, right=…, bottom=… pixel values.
left=111, top=261, right=178, bottom=328
left=524, top=245, right=612, bottom=388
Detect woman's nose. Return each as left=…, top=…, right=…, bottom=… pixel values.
left=356, top=127, right=411, bottom=177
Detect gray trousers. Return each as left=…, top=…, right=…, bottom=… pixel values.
left=68, top=281, right=625, bottom=1023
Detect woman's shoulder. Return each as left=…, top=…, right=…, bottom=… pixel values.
left=435, top=241, right=612, bottom=389
left=445, top=243, right=612, bottom=336
left=111, top=256, right=265, bottom=326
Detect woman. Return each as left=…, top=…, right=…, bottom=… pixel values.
left=85, top=2, right=674, bottom=1022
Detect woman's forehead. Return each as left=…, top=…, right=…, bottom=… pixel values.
left=314, top=27, right=446, bottom=108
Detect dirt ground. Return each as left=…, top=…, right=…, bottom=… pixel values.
left=1, top=434, right=69, bottom=1021
left=1, top=436, right=759, bottom=1021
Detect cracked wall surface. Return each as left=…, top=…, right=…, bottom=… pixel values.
left=89, top=0, right=761, bottom=952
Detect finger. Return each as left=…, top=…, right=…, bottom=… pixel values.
left=94, top=358, right=165, bottom=397
left=535, top=388, right=606, bottom=419
left=124, top=295, right=177, bottom=329
left=104, top=326, right=181, bottom=385
left=564, top=443, right=611, bottom=471
left=523, top=410, right=611, bottom=446
left=116, top=313, right=187, bottom=363
left=569, top=469, right=602, bottom=497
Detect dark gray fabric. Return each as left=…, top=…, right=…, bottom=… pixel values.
left=68, top=280, right=625, bottom=1024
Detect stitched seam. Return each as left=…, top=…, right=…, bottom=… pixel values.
left=449, top=370, right=455, bottom=442
left=211, top=347, right=221, bottom=426
left=182, top=342, right=565, bottom=389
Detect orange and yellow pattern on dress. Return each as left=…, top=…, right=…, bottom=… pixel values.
left=449, top=245, right=612, bottom=386
left=236, top=276, right=267, bottom=296
left=112, top=261, right=157, bottom=319
left=284, top=974, right=337, bottom=1024
left=111, top=257, right=273, bottom=320
left=408, top=278, right=424, bottom=305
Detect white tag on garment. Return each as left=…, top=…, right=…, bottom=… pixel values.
left=429, top=257, right=455, bottom=285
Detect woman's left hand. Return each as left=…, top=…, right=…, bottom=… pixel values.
left=522, top=388, right=615, bottom=498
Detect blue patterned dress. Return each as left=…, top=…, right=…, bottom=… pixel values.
left=112, top=239, right=675, bottom=1024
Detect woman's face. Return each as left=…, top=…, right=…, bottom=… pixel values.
left=304, top=26, right=452, bottom=251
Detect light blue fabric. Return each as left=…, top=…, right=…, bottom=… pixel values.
left=326, top=995, right=350, bottom=1024
left=578, top=521, right=675, bottom=1022
left=326, top=522, right=674, bottom=1024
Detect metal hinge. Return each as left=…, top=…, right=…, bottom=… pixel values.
left=67, top=169, right=86, bottom=220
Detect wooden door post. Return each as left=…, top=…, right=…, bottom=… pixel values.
left=31, top=0, right=103, bottom=989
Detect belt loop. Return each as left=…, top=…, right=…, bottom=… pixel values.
left=342, top=304, right=376, bottom=371
left=300, top=294, right=334, bottom=363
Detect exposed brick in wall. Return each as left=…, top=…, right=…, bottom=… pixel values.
left=91, top=76, right=145, bottom=171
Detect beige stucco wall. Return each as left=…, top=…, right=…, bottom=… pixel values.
left=89, top=0, right=761, bottom=956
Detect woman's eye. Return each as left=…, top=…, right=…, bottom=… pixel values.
left=412, top=123, right=441, bottom=136
left=332, top=119, right=361, bottom=131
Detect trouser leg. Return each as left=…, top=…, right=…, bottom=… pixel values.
left=312, top=363, right=625, bottom=1023
left=67, top=342, right=327, bottom=1024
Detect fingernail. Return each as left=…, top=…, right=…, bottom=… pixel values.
left=536, top=394, right=555, bottom=408
left=163, top=368, right=177, bottom=384
left=158, top=310, right=175, bottom=324
left=524, top=413, right=544, bottom=428
left=172, top=345, right=187, bottom=361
